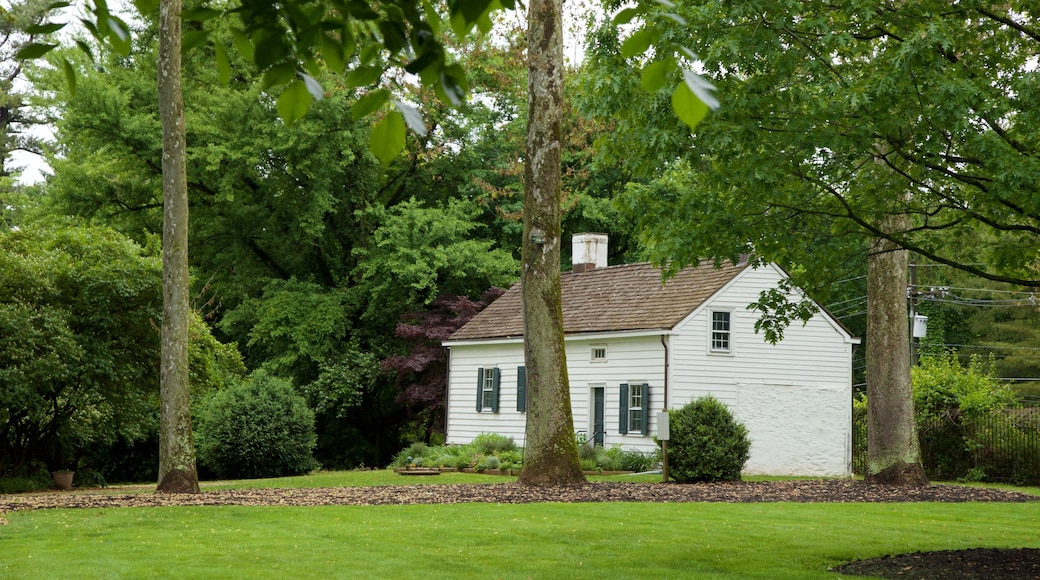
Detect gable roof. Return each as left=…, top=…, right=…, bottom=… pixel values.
left=448, top=260, right=751, bottom=342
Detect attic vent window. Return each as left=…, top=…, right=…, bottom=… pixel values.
left=591, top=346, right=607, bottom=362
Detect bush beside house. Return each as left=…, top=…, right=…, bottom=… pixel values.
left=667, top=396, right=751, bottom=483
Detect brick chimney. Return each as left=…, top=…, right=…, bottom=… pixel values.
left=572, top=233, right=608, bottom=273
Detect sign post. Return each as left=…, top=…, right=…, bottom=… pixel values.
left=657, top=411, right=670, bottom=483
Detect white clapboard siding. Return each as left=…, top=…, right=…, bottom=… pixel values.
left=446, top=335, right=667, bottom=447
left=666, top=264, right=853, bottom=475
left=565, top=335, right=666, bottom=449
left=444, top=262, right=856, bottom=476
left=445, top=343, right=527, bottom=445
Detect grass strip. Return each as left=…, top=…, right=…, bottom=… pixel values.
left=2, top=501, right=1038, bottom=579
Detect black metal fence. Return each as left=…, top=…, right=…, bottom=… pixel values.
left=853, top=407, right=1040, bottom=486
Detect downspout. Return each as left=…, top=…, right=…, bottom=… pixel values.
left=660, top=334, right=669, bottom=411
left=848, top=342, right=857, bottom=478
left=444, top=346, right=451, bottom=443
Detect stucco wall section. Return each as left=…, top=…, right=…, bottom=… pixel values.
left=734, top=382, right=851, bottom=477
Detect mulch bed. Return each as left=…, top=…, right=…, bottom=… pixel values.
left=2, top=479, right=1038, bottom=578
left=833, top=548, right=1040, bottom=579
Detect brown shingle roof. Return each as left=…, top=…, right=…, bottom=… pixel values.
left=448, top=260, right=750, bottom=341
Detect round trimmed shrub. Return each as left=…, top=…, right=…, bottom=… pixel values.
left=196, top=371, right=319, bottom=479
left=668, top=396, right=751, bottom=483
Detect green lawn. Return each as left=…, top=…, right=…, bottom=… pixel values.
left=2, top=472, right=1038, bottom=579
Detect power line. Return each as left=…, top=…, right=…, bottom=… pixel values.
left=932, top=343, right=1040, bottom=353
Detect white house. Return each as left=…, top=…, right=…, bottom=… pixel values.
left=443, top=234, right=860, bottom=477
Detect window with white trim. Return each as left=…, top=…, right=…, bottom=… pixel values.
left=710, top=311, right=732, bottom=353
left=476, top=367, right=500, bottom=412
left=619, top=382, right=650, bottom=435
left=629, top=383, right=645, bottom=433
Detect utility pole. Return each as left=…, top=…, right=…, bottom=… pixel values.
left=909, top=262, right=919, bottom=366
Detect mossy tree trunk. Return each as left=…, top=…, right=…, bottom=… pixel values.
left=156, top=0, right=200, bottom=493
left=865, top=212, right=927, bottom=485
left=516, top=0, right=584, bottom=486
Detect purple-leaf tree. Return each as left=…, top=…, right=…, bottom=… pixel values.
left=382, top=288, right=504, bottom=442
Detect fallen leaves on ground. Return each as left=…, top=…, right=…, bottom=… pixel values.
left=1, top=479, right=1036, bottom=512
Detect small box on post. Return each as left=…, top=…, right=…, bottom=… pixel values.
left=657, top=411, right=670, bottom=483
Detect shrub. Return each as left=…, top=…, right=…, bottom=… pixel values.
left=482, top=456, right=501, bottom=471
left=618, top=448, right=659, bottom=472
left=667, top=396, right=750, bottom=483
left=912, top=352, right=1016, bottom=420
left=390, top=442, right=432, bottom=467
left=196, top=371, right=319, bottom=479
left=451, top=453, right=473, bottom=470
left=577, top=442, right=598, bottom=461
left=0, top=470, right=53, bottom=494
left=497, top=449, right=523, bottom=466
left=471, top=433, right=516, bottom=455
left=912, top=351, right=1026, bottom=483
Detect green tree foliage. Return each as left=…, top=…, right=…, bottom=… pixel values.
left=913, top=352, right=1017, bottom=421
left=667, top=396, right=750, bottom=483
left=352, top=198, right=518, bottom=327
left=911, top=261, right=1040, bottom=389
left=0, top=223, right=245, bottom=480
left=0, top=224, right=161, bottom=476
left=0, top=0, right=51, bottom=180
left=38, top=33, right=527, bottom=468
left=581, top=0, right=1038, bottom=486
left=39, top=42, right=382, bottom=310
left=908, top=352, right=1029, bottom=483
left=195, top=370, right=319, bottom=479
left=586, top=0, right=1040, bottom=288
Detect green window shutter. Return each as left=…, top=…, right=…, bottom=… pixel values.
left=517, top=366, right=526, bottom=412
left=476, top=368, right=484, bottom=412
left=641, top=383, right=650, bottom=435
left=491, top=367, right=501, bottom=413
left=619, top=383, right=629, bottom=435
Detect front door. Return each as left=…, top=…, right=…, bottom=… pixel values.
left=592, top=387, right=605, bottom=446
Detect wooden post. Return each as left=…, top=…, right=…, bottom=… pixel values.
left=662, top=440, right=669, bottom=483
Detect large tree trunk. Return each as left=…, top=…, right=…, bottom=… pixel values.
left=516, top=0, right=584, bottom=486
left=156, top=0, right=200, bottom=493
left=865, top=213, right=927, bottom=485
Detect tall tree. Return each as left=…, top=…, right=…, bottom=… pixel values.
left=155, top=0, right=198, bottom=493
left=17, top=0, right=202, bottom=492
left=0, top=0, right=51, bottom=181
left=517, top=0, right=584, bottom=485
left=584, top=0, right=1038, bottom=484
left=866, top=213, right=927, bottom=483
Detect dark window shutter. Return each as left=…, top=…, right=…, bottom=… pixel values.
left=491, top=368, right=501, bottom=413
left=476, top=368, right=484, bottom=412
left=517, top=366, right=526, bottom=412
left=641, top=383, right=650, bottom=435
left=619, top=383, right=629, bottom=435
